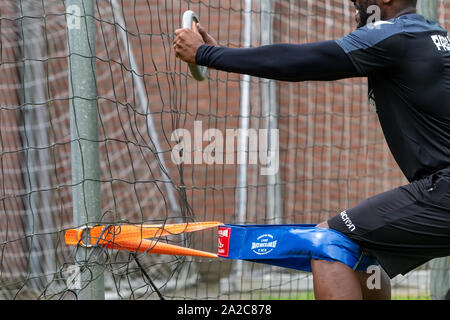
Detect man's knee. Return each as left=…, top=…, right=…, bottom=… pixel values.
left=316, top=221, right=329, bottom=229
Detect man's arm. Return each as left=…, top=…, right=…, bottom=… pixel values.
left=174, top=27, right=360, bottom=82
left=195, top=41, right=360, bottom=82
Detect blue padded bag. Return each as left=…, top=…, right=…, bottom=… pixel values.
left=218, top=224, right=373, bottom=272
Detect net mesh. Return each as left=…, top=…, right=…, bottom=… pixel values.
left=0, top=0, right=448, bottom=299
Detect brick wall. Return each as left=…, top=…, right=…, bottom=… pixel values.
left=0, top=0, right=448, bottom=297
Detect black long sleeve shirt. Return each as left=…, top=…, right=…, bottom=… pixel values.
left=195, top=14, right=450, bottom=182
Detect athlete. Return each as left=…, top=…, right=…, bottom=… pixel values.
left=174, top=0, right=450, bottom=300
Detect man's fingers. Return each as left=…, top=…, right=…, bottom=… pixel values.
left=173, top=24, right=203, bottom=63
left=197, top=23, right=207, bottom=36
left=196, top=23, right=216, bottom=46
left=192, top=21, right=199, bottom=33
left=197, top=23, right=209, bottom=41
left=174, top=45, right=180, bottom=58
left=174, top=34, right=185, bottom=45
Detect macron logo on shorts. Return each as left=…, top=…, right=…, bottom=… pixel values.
left=340, top=210, right=356, bottom=232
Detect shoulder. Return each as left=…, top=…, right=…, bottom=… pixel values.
left=337, top=14, right=447, bottom=54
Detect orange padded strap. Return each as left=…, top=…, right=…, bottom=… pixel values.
left=64, top=221, right=222, bottom=258
left=102, top=239, right=218, bottom=258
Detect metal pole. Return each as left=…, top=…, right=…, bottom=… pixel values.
left=417, top=0, right=449, bottom=301
left=19, top=0, right=56, bottom=292
left=417, top=0, right=438, bottom=21
left=260, top=0, right=282, bottom=224
left=67, top=0, right=104, bottom=299
left=232, top=0, right=252, bottom=289
left=236, top=0, right=252, bottom=226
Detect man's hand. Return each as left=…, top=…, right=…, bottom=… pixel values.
left=196, top=23, right=218, bottom=47
left=174, top=23, right=217, bottom=64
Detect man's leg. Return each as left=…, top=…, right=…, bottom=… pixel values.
left=315, top=173, right=450, bottom=300
left=311, top=259, right=363, bottom=300
left=312, top=221, right=391, bottom=300
left=356, top=268, right=391, bottom=300
left=311, top=221, right=363, bottom=300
